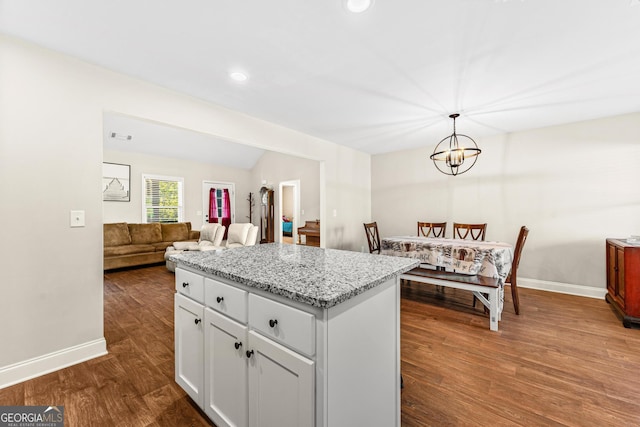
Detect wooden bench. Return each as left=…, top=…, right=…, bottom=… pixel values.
left=400, top=267, right=503, bottom=331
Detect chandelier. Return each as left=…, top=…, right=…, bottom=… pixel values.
left=430, top=114, right=481, bottom=176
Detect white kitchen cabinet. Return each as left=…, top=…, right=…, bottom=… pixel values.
left=174, top=293, right=204, bottom=408
left=176, top=268, right=204, bottom=302
left=174, top=257, right=403, bottom=427
left=203, top=288, right=314, bottom=427
left=205, top=277, right=248, bottom=323
left=247, top=330, right=314, bottom=427
left=204, top=307, right=248, bottom=427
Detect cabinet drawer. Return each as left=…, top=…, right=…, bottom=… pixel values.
left=205, top=278, right=248, bottom=323
left=249, top=294, right=315, bottom=357
left=176, top=268, right=205, bottom=304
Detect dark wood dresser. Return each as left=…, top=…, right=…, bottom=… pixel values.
left=297, top=220, right=320, bottom=247
left=606, top=238, right=640, bottom=328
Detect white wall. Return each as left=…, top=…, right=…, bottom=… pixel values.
left=103, top=149, right=253, bottom=227
left=0, top=35, right=371, bottom=385
left=282, top=186, right=294, bottom=220
left=103, top=148, right=321, bottom=234
left=372, top=113, right=640, bottom=293
left=251, top=150, right=321, bottom=233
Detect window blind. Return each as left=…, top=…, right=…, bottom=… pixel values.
left=143, top=175, right=184, bottom=223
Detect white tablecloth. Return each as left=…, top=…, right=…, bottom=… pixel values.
left=381, top=236, right=513, bottom=280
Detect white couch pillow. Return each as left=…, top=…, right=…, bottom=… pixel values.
left=227, top=223, right=252, bottom=246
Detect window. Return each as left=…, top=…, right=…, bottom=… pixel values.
left=142, top=174, right=184, bottom=223
left=212, top=189, right=225, bottom=219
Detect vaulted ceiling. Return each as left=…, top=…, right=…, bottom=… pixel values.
left=2, top=0, right=639, bottom=159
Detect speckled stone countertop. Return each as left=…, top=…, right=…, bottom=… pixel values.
left=170, top=243, right=419, bottom=309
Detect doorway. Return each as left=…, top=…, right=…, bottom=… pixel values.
left=203, top=181, right=235, bottom=239
left=279, top=180, right=300, bottom=245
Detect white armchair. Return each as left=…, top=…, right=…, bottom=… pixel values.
left=225, top=223, right=259, bottom=248
left=196, top=223, right=227, bottom=250
left=165, top=222, right=258, bottom=271
left=165, top=223, right=227, bottom=271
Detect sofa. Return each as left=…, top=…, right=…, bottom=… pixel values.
left=164, top=222, right=259, bottom=272
left=104, top=222, right=200, bottom=270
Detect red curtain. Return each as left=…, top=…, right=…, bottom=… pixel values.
left=221, top=189, right=231, bottom=239
left=209, top=188, right=231, bottom=239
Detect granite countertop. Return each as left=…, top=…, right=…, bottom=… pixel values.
left=169, top=243, right=419, bottom=308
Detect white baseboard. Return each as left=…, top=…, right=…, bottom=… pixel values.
left=0, top=338, right=107, bottom=389
left=518, top=277, right=607, bottom=299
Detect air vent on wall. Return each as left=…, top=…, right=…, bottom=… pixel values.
left=110, top=132, right=132, bottom=141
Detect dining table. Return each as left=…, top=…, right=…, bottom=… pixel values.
left=381, top=236, right=514, bottom=331
left=381, top=236, right=513, bottom=279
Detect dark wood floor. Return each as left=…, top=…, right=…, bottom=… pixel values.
left=1, top=265, right=639, bottom=426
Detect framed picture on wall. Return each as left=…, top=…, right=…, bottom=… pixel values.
left=103, top=162, right=130, bottom=202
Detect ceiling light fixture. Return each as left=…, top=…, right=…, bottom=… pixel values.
left=345, top=0, right=373, bottom=13
left=430, top=114, right=481, bottom=176
left=229, top=71, right=248, bottom=82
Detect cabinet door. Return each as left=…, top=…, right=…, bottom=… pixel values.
left=607, top=243, right=617, bottom=295
left=247, top=331, right=314, bottom=427
left=617, top=247, right=626, bottom=302
left=174, top=293, right=204, bottom=408
left=204, top=308, right=248, bottom=427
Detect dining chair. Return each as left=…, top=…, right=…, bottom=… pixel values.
left=453, top=223, right=487, bottom=241
left=506, top=226, right=529, bottom=315
left=473, top=225, right=529, bottom=315
left=363, top=222, right=381, bottom=254
left=417, top=221, right=447, bottom=238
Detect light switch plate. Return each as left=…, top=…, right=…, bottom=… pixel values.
left=70, top=210, right=85, bottom=227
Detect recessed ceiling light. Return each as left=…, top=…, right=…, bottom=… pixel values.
left=345, top=0, right=373, bottom=13
left=229, top=71, right=249, bottom=82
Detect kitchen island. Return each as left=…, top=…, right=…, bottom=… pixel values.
left=170, top=243, right=419, bottom=427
